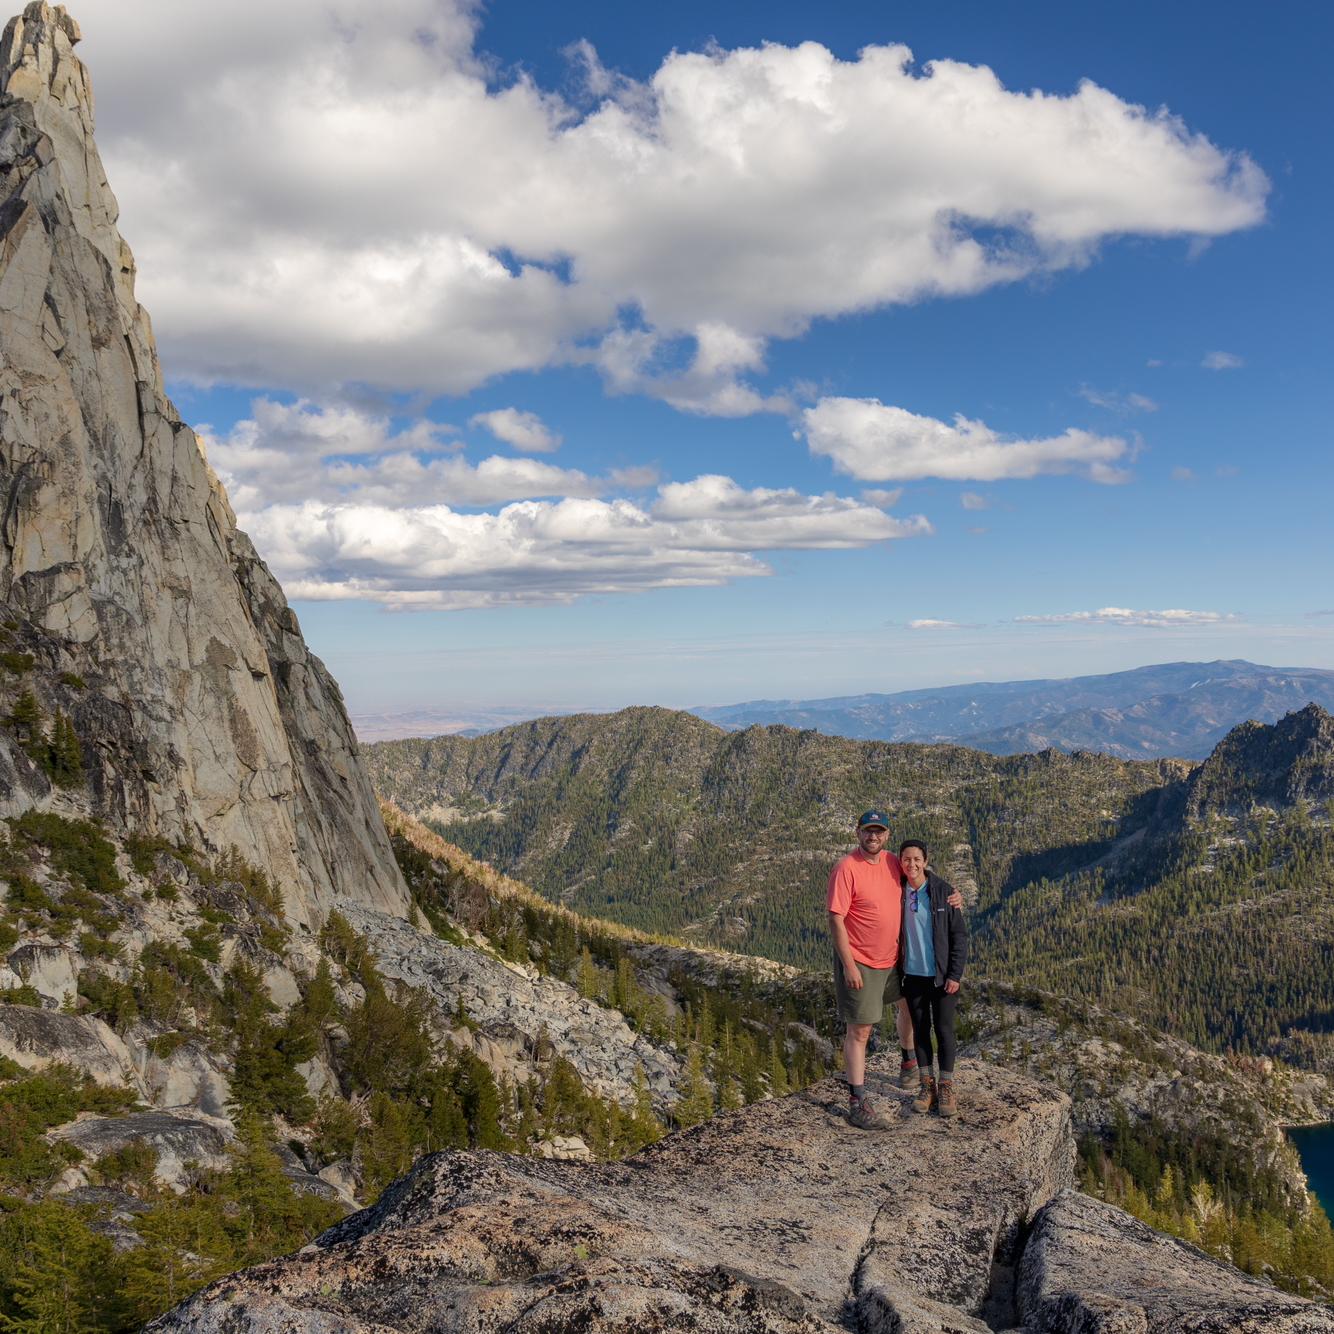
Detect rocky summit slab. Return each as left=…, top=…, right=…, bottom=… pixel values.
left=146, top=1059, right=1334, bottom=1331
left=149, top=1058, right=1072, bottom=1332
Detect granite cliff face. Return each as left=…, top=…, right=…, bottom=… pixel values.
left=0, top=2, right=406, bottom=926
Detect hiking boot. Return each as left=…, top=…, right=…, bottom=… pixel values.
left=898, top=1057, right=920, bottom=1089
left=848, top=1095, right=886, bottom=1130
left=912, top=1075, right=937, bottom=1115
left=937, top=1079, right=958, bottom=1119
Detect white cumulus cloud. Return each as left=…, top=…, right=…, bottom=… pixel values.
left=1202, top=350, right=1244, bottom=370
left=802, top=399, right=1132, bottom=483
left=238, top=479, right=930, bottom=611
left=203, top=399, right=604, bottom=511
left=470, top=408, right=562, bottom=453
left=68, top=1, right=1268, bottom=400
left=907, top=619, right=963, bottom=630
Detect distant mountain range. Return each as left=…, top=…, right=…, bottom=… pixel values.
left=690, top=659, right=1334, bottom=759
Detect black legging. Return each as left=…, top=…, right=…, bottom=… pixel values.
left=902, top=973, right=958, bottom=1075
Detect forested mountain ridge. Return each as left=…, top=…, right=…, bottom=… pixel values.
left=367, top=704, right=1334, bottom=1068
left=980, top=703, right=1334, bottom=1060
left=689, top=659, right=1334, bottom=759
left=364, top=705, right=1187, bottom=946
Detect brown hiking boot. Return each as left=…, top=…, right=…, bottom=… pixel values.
left=912, top=1075, right=937, bottom=1114
left=848, top=1095, right=887, bottom=1130
left=898, top=1057, right=920, bottom=1089
left=937, top=1078, right=958, bottom=1119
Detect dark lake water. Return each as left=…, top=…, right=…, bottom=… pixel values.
left=1289, top=1122, right=1334, bottom=1218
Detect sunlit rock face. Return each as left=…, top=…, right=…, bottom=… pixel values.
left=0, top=3, right=408, bottom=926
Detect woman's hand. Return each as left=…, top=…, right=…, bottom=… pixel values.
left=947, top=889, right=964, bottom=909
left=944, top=979, right=960, bottom=994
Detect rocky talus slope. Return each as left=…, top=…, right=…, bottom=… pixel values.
left=0, top=2, right=405, bottom=926
left=150, top=1060, right=1334, bottom=1334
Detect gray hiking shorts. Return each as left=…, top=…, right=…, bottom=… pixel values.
left=833, top=955, right=900, bottom=1026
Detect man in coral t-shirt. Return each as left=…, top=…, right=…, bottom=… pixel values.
left=828, top=810, right=906, bottom=1128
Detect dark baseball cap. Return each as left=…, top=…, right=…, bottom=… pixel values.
left=856, top=810, right=889, bottom=830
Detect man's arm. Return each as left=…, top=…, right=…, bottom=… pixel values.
left=828, top=912, right=862, bottom=990
left=945, top=900, right=968, bottom=989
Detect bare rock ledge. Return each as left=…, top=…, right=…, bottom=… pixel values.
left=143, top=1058, right=1334, bottom=1333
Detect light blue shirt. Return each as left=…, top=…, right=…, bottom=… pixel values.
left=903, top=878, right=935, bottom=977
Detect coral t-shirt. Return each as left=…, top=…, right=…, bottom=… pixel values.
left=827, top=849, right=903, bottom=969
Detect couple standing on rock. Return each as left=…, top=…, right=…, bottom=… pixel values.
left=828, top=810, right=968, bottom=1129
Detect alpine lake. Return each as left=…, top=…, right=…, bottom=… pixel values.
left=1290, top=1122, right=1334, bottom=1219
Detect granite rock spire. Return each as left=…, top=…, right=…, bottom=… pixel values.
left=0, top=3, right=408, bottom=924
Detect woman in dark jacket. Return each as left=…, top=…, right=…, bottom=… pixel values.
left=897, top=839, right=967, bottom=1118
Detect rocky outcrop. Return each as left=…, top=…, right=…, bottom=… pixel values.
left=146, top=1059, right=1334, bottom=1332
left=339, top=903, right=682, bottom=1107
left=152, top=1059, right=1072, bottom=1332
left=0, top=3, right=407, bottom=927
left=1019, top=1190, right=1334, bottom=1333
left=0, top=1001, right=145, bottom=1090
left=1186, top=703, right=1334, bottom=820
left=46, top=1107, right=232, bottom=1184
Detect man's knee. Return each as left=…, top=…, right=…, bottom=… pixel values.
left=846, top=1023, right=874, bottom=1044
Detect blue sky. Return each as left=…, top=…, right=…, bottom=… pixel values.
left=72, top=0, right=1334, bottom=723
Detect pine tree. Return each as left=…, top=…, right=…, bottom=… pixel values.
left=629, top=1064, right=664, bottom=1149
left=718, top=1076, right=743, bottom=1111
left=576, top=947, right=601, bottom=1001
left=8, top=688, right=41, bottom=740
left=357, top=1093, right=421, bottom=1200
left=0, top=1201, right=118, bottom=1334
left=457, top=1052, right=507, bottom=1150
left=48, top=712, right=83, bottom=787
left=302, top=957, right=337, bottom=1030
left=120, top=1196, right=233, bottom=1324
left=221, top=1108, right=339, bottom=1265
left=673, top=1045, right=714, bottom=1129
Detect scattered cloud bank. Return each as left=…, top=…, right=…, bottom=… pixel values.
left=469, top=408, right=562, bottom=453
left=204, top=397, right=931, bottom=607
left=1202, top=350, right=1244, bottom=370
left=241, top=478, right=931, bottom=610
left=802, top=398, right=1132, bottom=483
left=75, top=0, right=1267, bottom=401
left=960, top=491, right=990, bottom=510
left=1015, top=607, right=1234, bottom=628
left=908, top=619, right=964, bottom=630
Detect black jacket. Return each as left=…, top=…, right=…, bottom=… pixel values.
left=898, top=871, right=968, bottom=987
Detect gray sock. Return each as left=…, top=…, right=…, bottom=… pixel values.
left=849, top=1083, right=866, bottom=1101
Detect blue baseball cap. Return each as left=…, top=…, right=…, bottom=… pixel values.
left=856, top=810, right=889, bottom=830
